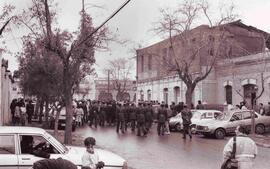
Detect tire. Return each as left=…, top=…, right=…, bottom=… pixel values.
left=215, top=128, right=225, bottom=139
left=175, top=123, right=182, bottom=132
left=255, top=124, right=265, bottom=134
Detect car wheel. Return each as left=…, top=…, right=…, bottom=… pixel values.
left=215, top=128, right=225, bottom=139
left=255, top=124, right=265, bottom=134
left=175, top=124, right=182, bottom=132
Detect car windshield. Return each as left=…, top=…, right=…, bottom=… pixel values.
left=191, top=111, right=201, bottom=119
left=44, top=132, right=68, bottom=153
left=216, top=111, right=231, bottom=121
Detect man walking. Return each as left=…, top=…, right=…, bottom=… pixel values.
left=181, top=104, right=192, bottom=139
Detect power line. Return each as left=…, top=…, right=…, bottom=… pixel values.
left=77, top=0, right=131, bottom=47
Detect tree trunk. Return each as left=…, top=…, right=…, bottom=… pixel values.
left=185, top=85, right=195, bottom=109
left=54, top=108, right=60, bottom=140
left=63, top=65, right=73, bottom=145
left=34, top=97, right=40, bottom=119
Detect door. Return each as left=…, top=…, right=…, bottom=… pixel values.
left=0, top=135, right=18, bottom=169
left=226, top=113, right=243, bottom=134
left=18, top=134, right=62, bottom=169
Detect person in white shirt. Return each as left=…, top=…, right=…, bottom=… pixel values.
left=223, top=125, right=257, bottom=169
left=82, top=137, right=105, bottom=169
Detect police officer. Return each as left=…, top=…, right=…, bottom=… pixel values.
left=145, top=103, right=154, bottom=133
left=116, top=103, right=125, bottom=134
left=157, top=104, right=167, bottom=136
left=129, top=103, right=137, bottom=132
left=136, top=103, right=147, bottom=136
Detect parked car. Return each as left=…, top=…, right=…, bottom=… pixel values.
left=0, top=126, right=128, bottom=169
left=49, top=107, right=77, bottom=132
left=195, top=109, right=270, bottom=139
left=169, top=109, right=223, bottom=132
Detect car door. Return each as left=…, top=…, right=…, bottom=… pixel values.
left=226, top=112, right=243, bottom=134
left=0, top=134, right=18, bottom=169
left=18, top=134, right=63, bottom=169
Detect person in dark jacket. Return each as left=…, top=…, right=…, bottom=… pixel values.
left=136, top=103, right=147, bottom=136
left=129, top=103, right=137, bottom=132
left=181, top=104, right=192, bottom=139
left=157, top=104, right=167, bottom=136
left=26, top=100, right=35, bottom=124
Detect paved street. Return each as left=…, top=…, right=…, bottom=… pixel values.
left=73, top=124, right=270, bottom=169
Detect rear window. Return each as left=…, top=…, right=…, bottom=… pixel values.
left=0, top=135, right=15, bottom=154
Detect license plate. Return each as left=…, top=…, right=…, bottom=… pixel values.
left=61, top=123, right=66, bottom=126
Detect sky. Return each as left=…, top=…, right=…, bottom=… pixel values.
left=1, top=0, right=270, bottom=79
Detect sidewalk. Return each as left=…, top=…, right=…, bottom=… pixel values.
left=251, top=133, right=270, bottom=148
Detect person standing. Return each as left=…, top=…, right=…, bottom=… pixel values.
left=223, top=125, right=257, bottom=169
left=181, top=104, right=192, bottom=139
left=266, top=102, right=270, bottom=116
left=196, top=100, right=204, bottom=110
left=26, top=100, right=34, bottom=124
left=10, top=99, right=17, bottom=125
left=157, top=104, right=167, bottom=136
left=258, top=103, right=265, bottom=116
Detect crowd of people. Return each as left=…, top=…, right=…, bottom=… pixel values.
left=72, top=99, right=187, bottom=138
left=10, top=98, right=35, bottom=126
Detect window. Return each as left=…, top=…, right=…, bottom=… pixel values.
left=148, top=55, right=152, bottom=70
left=0, top=135, right=15, bottom=154
left=242, top=111, right=251, bottom=119
left=225, top=85, right=232, bottom=104
left=141, top=55, right=144, bottom=72
left=162, top=48, right=168, bottom=65
left=231, top=113, right=242, bottom=121
left=20, top=135, right=60, bottom=154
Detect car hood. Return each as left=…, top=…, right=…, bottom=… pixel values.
left=65, top=146, right=125, bottom=166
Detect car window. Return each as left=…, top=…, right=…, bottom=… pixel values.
left=242, top=111, right=251, bottom=119
left=214, top=112, right=220, bottom=119
left=20, top=135, right=60, bottom=154
left=0, top=135, right=15, bottom=154
left=230, top=113, right=242, bottom=121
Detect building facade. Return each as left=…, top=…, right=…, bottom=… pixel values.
left=94, top=78, right=136, bottom=102
left=136, top=20, right=270, bottom=108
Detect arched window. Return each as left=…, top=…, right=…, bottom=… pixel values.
left=173, top=86, right=180, bottom=103
left=163, top=88, right=168, bottom=104
left=243, top=84, right=257, bottom=107
left=140, top=90, right=144, bottom=101
left=147, top=90, right=151, bottom=101
left=225, top=85, right=232, bottom=104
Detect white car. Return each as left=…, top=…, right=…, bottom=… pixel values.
left=169, top=109, right=223, bottom=132
left=0, top=126, right=128, bottom=169
left=195, top=109, right=270, bottom=139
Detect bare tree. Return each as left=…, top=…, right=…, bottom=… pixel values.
left=106, top=57, right=133, bottom=101
left=150, top=0, right=238, bottom=108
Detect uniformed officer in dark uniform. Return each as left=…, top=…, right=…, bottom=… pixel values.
left=136, top=103, right=147, bottom=136
left=145, top=103, right=154, bottom=133
left=116, top=103, right=125, bottom=133
left=129, top=103, right=137, bottom=132
left=181, top=104, right=192, bottom=139
left=157, top=104, right=168, bottom=136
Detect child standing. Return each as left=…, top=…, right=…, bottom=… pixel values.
left=82, top=137, right=105, bottom=169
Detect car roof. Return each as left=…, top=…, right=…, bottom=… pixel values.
left=0, top=126, right=46, bottom=134
left=191, top=109, right=221, bottom=113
